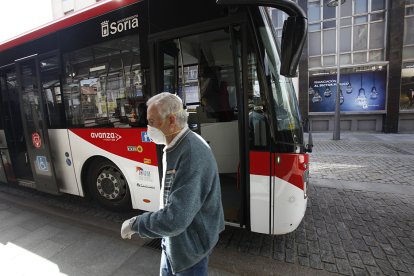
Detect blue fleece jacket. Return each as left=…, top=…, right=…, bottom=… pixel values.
left=132, top=128, right=225, bottom=273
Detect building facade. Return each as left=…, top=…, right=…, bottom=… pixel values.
left=51, top=0, right=103, bottom=18
left=272, top=0, right=414, bottom=133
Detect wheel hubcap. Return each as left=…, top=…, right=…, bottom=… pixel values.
left=96, top=167, right=126, bottom=200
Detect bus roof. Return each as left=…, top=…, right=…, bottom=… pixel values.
left=0, top=0, right=140, bottom=52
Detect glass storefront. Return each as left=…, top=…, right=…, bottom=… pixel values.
left=401, top=1, right=414, bottom=111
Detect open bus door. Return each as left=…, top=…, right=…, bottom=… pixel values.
left=149, top=17, right=269, bottom=230
left=14, top=53, right=60, bottom=195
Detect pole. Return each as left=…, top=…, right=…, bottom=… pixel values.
left=333, top=1, right=341, bottom=140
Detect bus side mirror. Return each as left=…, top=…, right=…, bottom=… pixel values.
left=280, top=16, right=307, bottom=77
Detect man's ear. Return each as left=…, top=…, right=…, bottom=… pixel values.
left=168, top=113, right=177, bottom=126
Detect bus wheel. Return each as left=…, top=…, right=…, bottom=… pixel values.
left=87, top=159, right=132, bottom=211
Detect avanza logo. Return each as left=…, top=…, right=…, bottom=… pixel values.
left=90, top=132, right=122, bottom=142
left=101, top=15, right=138, bottom=38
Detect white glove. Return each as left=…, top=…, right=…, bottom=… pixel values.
left=121, top=217, right=136, bottom=239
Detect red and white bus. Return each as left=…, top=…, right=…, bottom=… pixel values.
left=0, top=0, right=309, bottom=235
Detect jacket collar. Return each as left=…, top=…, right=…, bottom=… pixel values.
left=164, top=126, right=190, bottom=152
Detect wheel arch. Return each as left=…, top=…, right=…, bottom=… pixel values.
left=80, top=155, right=106, bottom=198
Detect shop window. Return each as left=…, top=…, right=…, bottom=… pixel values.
left=340, top=0, right=352, bottom=17
left=403, top=46, right=414, bottom=60
left=354, top=52, right=368, bottom=63
left=355, top=0, right=368, bottom=14
left=309, top=56, right=322, bottom=68
left=340, top=53, right=351, bottom=65
left=372, top=0, right=385, bottom=11
left=404, top=17, right=414, bottom=45
left=309, top=32, right=321, bottom=56
left=369, top=50, right=384, bottom=62
left=323, top=55, right=336, bottom=66
left=340, top=27, right=351, bottom=52
left=323, top=20, right=336, bottom=29
left=323, top=29, right=336, bottom=55
left=370, top=21, right=385, bottom=49
left=400, top=62, right=414, bottom=111
left=341, top=17, right=352, bottom=26
left=308, top=2, right=321, bottom=22
left=355, top=15, right=368, bottom=24
left=353, top=24, right=368, bottom=51
left=309, top=23, right=321, bottom=31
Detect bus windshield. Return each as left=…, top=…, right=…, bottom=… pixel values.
left=257, top=7, right=303, bottom=147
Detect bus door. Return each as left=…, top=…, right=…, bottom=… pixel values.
left=151, top=21, right=268, bottom=229
left=0, top=65, right=26, bottom=183
left=14, top=54, right=60, bottom=194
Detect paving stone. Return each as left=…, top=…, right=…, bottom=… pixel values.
left=354, top=238, right=370, bottom=252
left=388, top=237, right=405, bottom=250
left=320, top=250, right=335, bottom=264
left=298, top=256, right=310, bottom=267
left=363, top=235, right=378, bottom=247
left=333, top=245, right=347, bottom=259
left=376, top=259, right=398, bottom=276
left=359, top=250, right=377, bottom=266
left=397, top=272, right=413, bottom=276
left=350, top=229, right=363, bottom=239
left=272, top=251, right=285, bottom=261
left=285, top=248, right=296, bottom=263
left=370, top=246, right=386, bottom=260
left=309, top=253, right=323, bottom=270
left=373, top=231, right=389, bottom=244
left=366, top=265, right=383, bottom=276
left=343, top=239, right=358, bottom=253
left=328, top=232, right=341, bottom=245
left=297, top=243, right=308, bottom=257
left=348, top=252, right=365, bottom=269
left=387, top=255, right=409, bottom=273
left=323, top=262, right=338, bottom=273
left=319, top=238, right=331, bottom=251
left=380, top=243, right=397, bottom=256
left=307, top=240, right=320, bottom=254
left=405, top=263, right=414, bottom=274
left=352, top=267, right=368, bottom=276
left=336, top=258, right=352, bottom=275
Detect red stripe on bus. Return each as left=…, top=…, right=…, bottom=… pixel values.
left=69, top=128, right=158, bottom=166
left=0, top=0, right=140, bottom=51
left=250, top=151, right=309, bottom=190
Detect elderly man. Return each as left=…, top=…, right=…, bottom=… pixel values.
left=121, top=92, right=224, bottom=276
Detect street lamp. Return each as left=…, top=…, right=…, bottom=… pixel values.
left=326, top=0, right=345, bottom=140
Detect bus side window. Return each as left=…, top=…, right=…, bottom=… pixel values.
left=62, top=34, right=142, bottom=128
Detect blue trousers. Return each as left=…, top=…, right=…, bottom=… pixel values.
left=160, top=250, right=209, bottom=276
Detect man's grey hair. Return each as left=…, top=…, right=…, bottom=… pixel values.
left=147, top=92, right=188, bottom=128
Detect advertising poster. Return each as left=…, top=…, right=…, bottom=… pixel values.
left=400, top=64, right=414, bottom=110
left=309, top=69, right=387, bottom=112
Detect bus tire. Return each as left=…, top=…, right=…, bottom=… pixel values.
left=87, top=158, right=132, bottom=211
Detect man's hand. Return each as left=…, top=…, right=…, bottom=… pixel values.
left=121, top=217, right=136, bottom=239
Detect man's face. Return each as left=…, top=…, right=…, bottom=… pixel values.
left=147, top=104, right=171, bottom=135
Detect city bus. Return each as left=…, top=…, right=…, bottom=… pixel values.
left=0, top=0, right=309, bottom=235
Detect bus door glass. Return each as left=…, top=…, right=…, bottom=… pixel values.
left=158, top=42, right=179, bottom=95
left=154, top=27, right=246, bottom=225
left=0, top=66, right=28, bottom=182
left=0, top=69, right=14, bottom=183
left=15, top=54, right=60, bottom=194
